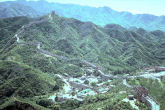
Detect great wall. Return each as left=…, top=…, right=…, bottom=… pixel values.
left=1, top=12, right=165, bottom=110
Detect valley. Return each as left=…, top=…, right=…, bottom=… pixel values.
left=0, top=11, right=165, bottom=110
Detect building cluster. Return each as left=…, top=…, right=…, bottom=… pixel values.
left=145, top=66, right=165, bottom=73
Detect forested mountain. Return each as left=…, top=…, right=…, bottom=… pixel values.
left=0, top=0, right=165, bottom=31
left=0, top=12, right=165, bottom=109
left=0, top=1, right=38, bottom=18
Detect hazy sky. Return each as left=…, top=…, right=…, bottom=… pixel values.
left=1, top=0, right=165, bottom=16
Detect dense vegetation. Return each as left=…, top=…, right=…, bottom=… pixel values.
left=0, top=0, right=165, bottom=31
left=0, top=13, right=165, bottom=109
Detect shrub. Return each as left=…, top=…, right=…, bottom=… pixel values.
left=37, top=99, right=53, bottom=107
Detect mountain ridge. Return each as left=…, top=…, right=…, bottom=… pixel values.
left=0, top=1, right=39, bottom=18
left=0, top=0, right=165, bottom=31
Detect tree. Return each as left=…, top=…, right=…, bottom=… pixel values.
left=91, top=82, right=97, bottom=87
left=84, top=80, right=89, bottom=84
left=55, top=93, right=58, bottom=102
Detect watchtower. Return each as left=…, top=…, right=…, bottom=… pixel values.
left=51, top=11, right=55, bottom=17
left=134, top=86, right=148, bottom=101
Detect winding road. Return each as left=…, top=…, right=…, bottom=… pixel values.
left=145, top=96, right=160, bottom=110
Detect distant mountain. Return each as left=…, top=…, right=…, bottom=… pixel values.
left=0, top=1, right=38, bottom=18
left=0, top=0, right=165, bottom=31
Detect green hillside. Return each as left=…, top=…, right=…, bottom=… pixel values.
left=0, top=13, right=165, bottom=109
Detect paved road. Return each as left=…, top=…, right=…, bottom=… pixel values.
left=145, top=96, right=160, bottom=110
